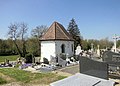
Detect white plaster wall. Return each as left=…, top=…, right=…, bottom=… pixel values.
left=41, top=40, right=74, bottom=62
left=41, top=41, right=55, bottom=61
left=55, top=41, right=74, bottom=57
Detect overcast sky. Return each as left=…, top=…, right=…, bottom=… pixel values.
left=0, top=0, right=120, bottom=40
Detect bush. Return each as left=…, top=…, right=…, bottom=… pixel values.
left=43, top=57, right=49, bottom=64
left=25, top=53, right=32, bottom=63
left=0, top=50, right=18, bottom=56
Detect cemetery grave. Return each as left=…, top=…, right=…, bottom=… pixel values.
left=79, top=56, right=108, bottom=79
left=102, top=51, right=120, bottom=65
left=102, top=51, right=120, bottom=78
left=50, top=73, right=115, bottom=86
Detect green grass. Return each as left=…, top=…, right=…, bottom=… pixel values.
left=0, top=55, right=18, bottom=62
left=0, top=68, right=32, bottom=83
left=0, top=68, right=67, bottom=84
left=0, top=77, right=7, bottom=84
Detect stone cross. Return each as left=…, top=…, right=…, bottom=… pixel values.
left=112, top=34, right=120, bottom=52
left=91, top=43, right=94, bottom=52
left=97, top=45, right=100, bottom=49
left=97, top=45, right=100, bottom=56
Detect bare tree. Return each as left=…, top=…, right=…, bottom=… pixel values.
left=8, top=23, right=22, bottom=56
left=31, top=25, right=47, bottom=38
left=31, top=25, right=48, bottom=56
left=8, top=22, right=28, bottom=57
left=20, top=23, right=28, bottom=57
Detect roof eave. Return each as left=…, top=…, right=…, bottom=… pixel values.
left=40, top=39, right=74, bottom=41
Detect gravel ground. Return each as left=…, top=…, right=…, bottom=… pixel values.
left=58, top=64, right=79, bottom=75
left=0, top=82, right=49, bottom=86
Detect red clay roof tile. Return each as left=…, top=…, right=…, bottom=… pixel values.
left=40, top=22, right=74, bottom=41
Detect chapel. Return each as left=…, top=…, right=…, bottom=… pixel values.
left=40, top=21, right=74, bottom=61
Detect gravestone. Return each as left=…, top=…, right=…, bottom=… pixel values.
left=79, top=56, right=108, bottom=79
left=58, top=56, right=67, bottom=67
left=50, top=56, right=57, bottom=66
left=97, top=45, right=100, bottom=56
left=34, top=57, right=40, bottom=63
left=91, top=43, right=94, bottom=53
left=102, top=51, right=120, bottom=66
left=75, top=45, right=82, bottom=55
left=50, top=56, right=57, bottom=63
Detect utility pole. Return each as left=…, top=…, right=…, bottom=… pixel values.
left=112, top=34, right=120, bottom=52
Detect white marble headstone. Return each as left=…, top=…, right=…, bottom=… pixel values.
left=75, top=45, right=82, bottom=55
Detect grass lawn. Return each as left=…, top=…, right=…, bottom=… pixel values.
left=0, top=55, right=18, bottom=63
left=0, top=68, right=67, bottom=85
left=0, top=77, right=7, bottom=84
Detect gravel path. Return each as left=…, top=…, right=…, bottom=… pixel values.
left=57, top=64, right=79, bottom=75
left=0, top=82, right=49, bottom=86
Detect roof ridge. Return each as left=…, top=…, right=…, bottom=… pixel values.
left=55, top=22, right=57, bottom=39
left=41, top=22, right=54, bottom=39
left=56, top=22, right=70, bottom=39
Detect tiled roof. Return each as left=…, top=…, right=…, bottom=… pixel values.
left=40, top=22, right=74, bottom=41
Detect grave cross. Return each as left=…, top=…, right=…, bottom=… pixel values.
left=112, top=34, right=120, bottom=52
left=91, top=43, right=94, bottom=52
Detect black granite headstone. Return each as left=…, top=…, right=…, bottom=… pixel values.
left=79, top=56, right=108, bottom=79
left=102, top=51, right=120, bottom=66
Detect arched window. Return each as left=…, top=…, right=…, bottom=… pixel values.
left=71, top=44, right=74, bottom=52
left=61, top=44, right=65, bottom=53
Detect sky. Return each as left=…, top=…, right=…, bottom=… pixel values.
left=0, top=0, right=120, bottom=40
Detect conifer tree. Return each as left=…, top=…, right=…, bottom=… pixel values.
left=67, top=18, right=81, bottom=49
